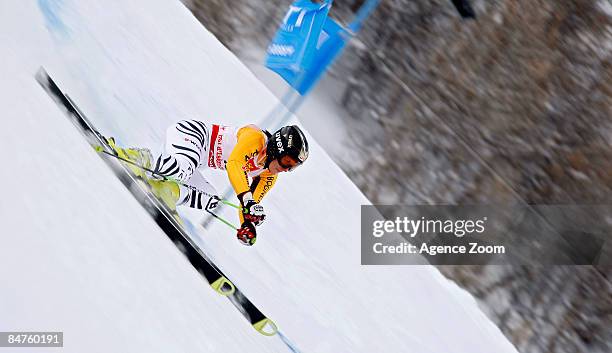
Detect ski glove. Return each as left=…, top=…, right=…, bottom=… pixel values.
left=237, top=221, right=257, bottom=246
left=239, top=192, right=266, bottom=226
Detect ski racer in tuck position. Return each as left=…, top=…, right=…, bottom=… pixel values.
left=114, top=120, right=309, bottom=246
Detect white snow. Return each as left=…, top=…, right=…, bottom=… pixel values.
left=0, top=0, right=517, bottom=352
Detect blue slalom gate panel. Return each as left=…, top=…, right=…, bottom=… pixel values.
left=265, top=1, right=331, bottom=71
left=293, top=16, right=345, bottom=95
left=265, top=0, right=348, bottom=95
left=265, top=0, right=379, bottom=96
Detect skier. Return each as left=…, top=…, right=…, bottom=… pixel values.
left=114, top=120, right=309, bottom=246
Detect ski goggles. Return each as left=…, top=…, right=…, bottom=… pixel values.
left=278, top=155, right=302, bottom=171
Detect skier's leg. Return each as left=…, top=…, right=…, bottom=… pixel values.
left=153, top=120, right=209, bottom=181
left=177, top=170, right=220, bottom=211
left=148, top=120, right=209, bottom=209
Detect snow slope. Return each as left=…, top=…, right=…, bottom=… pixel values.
left=0, top=0, right=517, bottom=352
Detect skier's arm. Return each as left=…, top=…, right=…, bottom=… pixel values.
left=236, top=171, right=277, bottom=226
left=250, top=171, right=278, bottom=203
left=225, top=127, right=266, bottom=197
left=226, top=127, right=271, bottom=236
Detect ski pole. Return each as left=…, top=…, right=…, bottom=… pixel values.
left=98, top=148, right=240, bottom=230
left=95, top=147, right=242, bottom=210
left=206, top=210, right=239, bottom=231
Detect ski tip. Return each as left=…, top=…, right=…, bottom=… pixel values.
left=34, top=67, right=51, bottom=87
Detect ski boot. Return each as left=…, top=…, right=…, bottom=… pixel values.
left=105, top=137, right=153, bottom=180
left=105, top=137, right=180, bottom=211
left=147, top=179, right=180, bottom=211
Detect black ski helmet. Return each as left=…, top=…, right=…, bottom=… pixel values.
left=266, top=125, right=309, bottom=168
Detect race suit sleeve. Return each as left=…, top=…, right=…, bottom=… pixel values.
left=250, top=171, right=278, bottom=202
left=236, top=171, right=278, bottom=224
left=226, top=126, right=279, bottom=224
left=225, top=126, right=267, bottom=197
